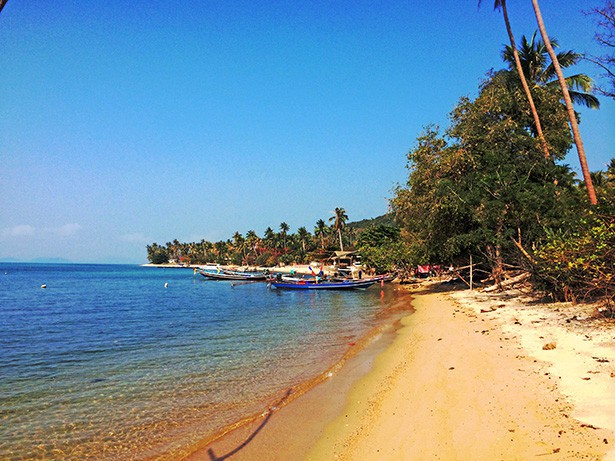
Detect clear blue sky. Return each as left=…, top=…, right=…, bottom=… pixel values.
left=1, top=0, right=613, bottom=264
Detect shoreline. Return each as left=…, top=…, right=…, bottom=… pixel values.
left=181, top=286, right=414, bottom=460
left=186, top=284, right=614, bottom=460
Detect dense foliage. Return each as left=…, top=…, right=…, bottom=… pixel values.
left=392, top=71, right=577, bottom=281
left=531, top=163, right=615, bottom=303
left=532, top=211, right=614, bottom=303
left=146, top=212, right=398, bottom=269
left=390, top=65, right=614, bottom=301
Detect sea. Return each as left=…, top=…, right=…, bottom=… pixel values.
left=0, top=263, right=411, bottom=460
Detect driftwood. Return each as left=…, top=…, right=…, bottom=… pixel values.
left=483, top=272, right=531, bottom=292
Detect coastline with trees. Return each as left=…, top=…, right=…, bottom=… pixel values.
left=149, top=3, right=615, bottom=458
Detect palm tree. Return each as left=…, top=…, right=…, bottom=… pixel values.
left=245, top=230, right=260, bottom=263
left=314, top=219, right=327, bottom=249
left=590, top=171, right=607, bottom=188
left=296, top=227, right=310, bottom=254
left=479, top=0, right=550, bottom=157
left=279, top=222, right=290, bottom=249
left=329, top=208, right=348, bottom=251
left=608, top=158, right=615, bottom=182
left=263, top=227, right=276, bottom=249
left=502, top=33, right=600, bottom=109
left=530, top=0, right=597, bottom=205
left=232, top=232, right=246, bottom=262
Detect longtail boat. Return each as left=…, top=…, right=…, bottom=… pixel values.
left=197, top=268, right=268, bottom=281
left=268, top=277, right=378, bottom=290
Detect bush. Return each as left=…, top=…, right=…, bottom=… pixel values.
left=532, top=212, right=614, bottom=304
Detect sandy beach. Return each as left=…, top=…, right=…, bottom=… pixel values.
left=187, top=284, right=615, bottom=460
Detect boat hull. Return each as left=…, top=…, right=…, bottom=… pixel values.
left=269, top=279, right=377, bottom=290
left=198, top=270, right=267, bottom=281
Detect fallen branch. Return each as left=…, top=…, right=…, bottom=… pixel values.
left=483, top=272, right=531, bottom=292
left=511, top=237, right=535, bottom=264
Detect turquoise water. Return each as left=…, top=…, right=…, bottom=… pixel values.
left=0, top=263, right=408, bottom=460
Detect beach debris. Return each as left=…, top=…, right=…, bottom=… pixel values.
left=40, top=284, right=47, bottom=289
left=542, top=342, right=557, bottom=350
left=480, top=306, right=497, bottom=313
left=592, top=357, right=610, bottom=363
left=581, top=423, right=599, bottom=430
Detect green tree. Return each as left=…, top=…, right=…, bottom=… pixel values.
left=296, top=226, right=310, bottom=254
left=279, top=222, right=290, bottom=249
left=231, top=232, right=246, bottom=264
left=391, top=71, right=577, bottom=284
left=245, top=230, right=260, bottom=263
left=314, top=219, right=328, bottom=249
left=263, top=227, right=276, bottom=248
left=146, top=243, right=169, bottom=264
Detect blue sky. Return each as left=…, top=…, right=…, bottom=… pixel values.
left=1, top=0, right=613, bottom=264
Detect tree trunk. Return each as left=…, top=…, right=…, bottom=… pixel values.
left=338, top=229, right=344, bottom=251
left=501, top=0, right=550, bottom=158
left=531, top=0, right=598, bottom=205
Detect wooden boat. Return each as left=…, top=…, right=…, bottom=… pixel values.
left=268, top=277, right=378, bottom=290
left=198, top=268, right=268, bottom=281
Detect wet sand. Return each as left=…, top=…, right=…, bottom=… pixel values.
left=185, top=286, right=615, bottom=460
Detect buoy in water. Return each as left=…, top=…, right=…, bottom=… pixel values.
left=164, top=282, right=169, bottom=288
left=41, top=284, right=47, bottom=289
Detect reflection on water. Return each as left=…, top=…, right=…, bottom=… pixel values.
left=0, top=264, right=409, bottom=459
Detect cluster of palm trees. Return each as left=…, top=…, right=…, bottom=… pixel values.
left=480, top=0, right=600, bottom=204
left=146, top=208, right=352, bottom=266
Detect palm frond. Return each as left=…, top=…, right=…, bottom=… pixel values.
left=541, top=51, right=580, bottom=82
left=544, top=79, right=600, bottom=109
left=564, top=74, right=594, bottom=92
left=568, top=90, right=600, bottom=109
left=477, top=0, right=504, bottom=11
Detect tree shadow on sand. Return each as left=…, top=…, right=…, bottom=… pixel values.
left=206, top=389, right=292, bottom=461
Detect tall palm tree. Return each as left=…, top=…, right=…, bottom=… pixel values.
left=530, top=0, right=597, bottom=205
left=232, top=232, right=246, bottom=262
left=245, top=230, right=260, bottom=263
left=279, top=222, right=290, bottom=249
left=314, top=219, right=327, bottom=249
left=479, top=0, right=550, bottom=157
left=296, top=226, right=310, bottom=253
left=263, top=227, right=275, bottom=249
left=329, top=208, right=348, bottom=251
left=502, top=33, right=600, bottom=109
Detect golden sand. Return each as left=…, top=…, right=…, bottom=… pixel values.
left=187, top=286, right=615, bottom=461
